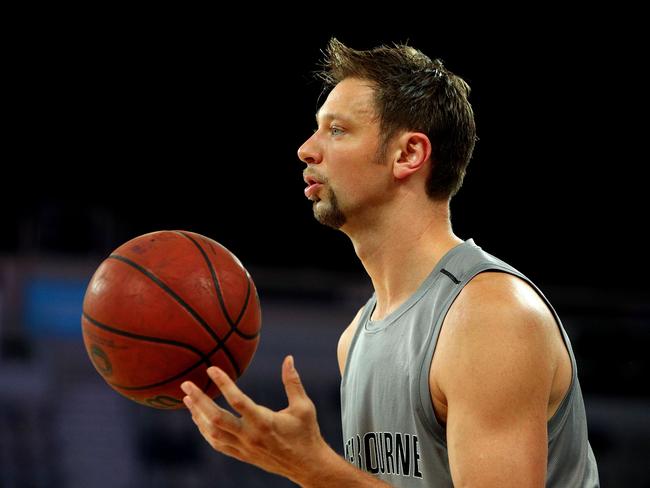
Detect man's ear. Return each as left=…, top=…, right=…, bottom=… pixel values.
left=392, top=132, right=432, bottom=180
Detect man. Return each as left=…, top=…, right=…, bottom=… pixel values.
left=181, top=38, right=599, bottom=487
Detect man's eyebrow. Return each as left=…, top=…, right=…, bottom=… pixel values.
left=314, top=111, right=354, bottom=124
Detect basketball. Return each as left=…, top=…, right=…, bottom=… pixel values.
left=81, top=230, right=261, bottom=409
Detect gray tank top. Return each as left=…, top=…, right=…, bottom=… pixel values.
left=341, top=239, right=599, bottom=487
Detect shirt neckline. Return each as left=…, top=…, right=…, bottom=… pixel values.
left=364, top=238, right=475, bottom=332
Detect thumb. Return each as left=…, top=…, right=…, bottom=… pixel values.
left=282, top=355, right=307, bottom=407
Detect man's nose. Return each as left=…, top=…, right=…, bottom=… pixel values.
left=297, top=134, right=322, bottom=165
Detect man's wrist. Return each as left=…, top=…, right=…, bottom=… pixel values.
left=290, top=439, right=391, bottom=488
left=289, top=439, right=341, bottom=487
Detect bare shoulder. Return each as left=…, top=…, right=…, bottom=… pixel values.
left=446, top=271, right=557, bottom=336
left=337, top=307, right=365, bottom=377
left=431, top=271, right=564, bottom=412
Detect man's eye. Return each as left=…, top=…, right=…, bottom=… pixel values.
left=330, top=127, right=344, bottom=136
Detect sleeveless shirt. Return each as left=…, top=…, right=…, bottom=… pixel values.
left=340, top=239, right=599, bottom=486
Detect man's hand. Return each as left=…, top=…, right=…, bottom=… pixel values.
left=180, top=355, right=327, bottom=482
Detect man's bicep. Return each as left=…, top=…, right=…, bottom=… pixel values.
left=445, top=391, right=548, bottom=487
left=437, top=277, right=555, bottom=487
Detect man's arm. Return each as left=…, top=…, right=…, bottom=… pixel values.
left=432, top=273, right=558, bottom=487
left=337, top=307, right=364, bottom=376
left=181, top=356, right=391, bottom=487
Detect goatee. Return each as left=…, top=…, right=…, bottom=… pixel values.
left=314, top=188, right=346, bottom=229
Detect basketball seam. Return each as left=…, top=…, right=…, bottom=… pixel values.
left=176, top=231, right=235, bottom=327
left=107, top=253, right=242, bottom=377
left=82, top=312, right=212, bottom=390
left=176, top=231, right=259, bottom=340
left=234, top=273, right=253, bottom=335
left=83, top=311, right=208, bottom=357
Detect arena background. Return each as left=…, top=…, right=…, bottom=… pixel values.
left=2, top=15, right=647, bottom=487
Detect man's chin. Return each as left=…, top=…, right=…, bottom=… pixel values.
left=314, top=205, right=346, bottom=229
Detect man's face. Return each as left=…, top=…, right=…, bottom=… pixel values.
left=297, top=78, right=392, bottom=230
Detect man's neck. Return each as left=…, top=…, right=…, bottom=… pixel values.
left=344, top=199, right=462, bottom=321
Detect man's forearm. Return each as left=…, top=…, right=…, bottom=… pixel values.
left=292, top=442, right=393, bottom=488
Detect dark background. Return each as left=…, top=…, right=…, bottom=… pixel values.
left=4, top=19, right=646, bottom=290
left=2, top=14, right=648, bottom=487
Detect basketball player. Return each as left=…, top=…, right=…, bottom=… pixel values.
left=181, top=39, right=600, bottom=487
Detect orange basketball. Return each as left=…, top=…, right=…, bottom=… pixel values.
left=81, top=230, right=261, bottom=409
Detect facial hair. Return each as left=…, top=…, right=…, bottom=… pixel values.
left=307, top=143, right=387, bottom=230
left=313, top=186, right=346, bottom=229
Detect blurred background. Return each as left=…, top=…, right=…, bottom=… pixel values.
left=2, top=12, right=648, bottom=487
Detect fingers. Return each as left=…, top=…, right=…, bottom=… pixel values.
left=181, top=381, right=241, bottom=434
left=195, top=420, right=245, bottom=461
left=282, top=355, right=308, bottom=408
left=195, top=421, right=240, bottom=447
left=181, top=380, right=248, bottom=462
left=206, top=367, right=258, bottom=417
